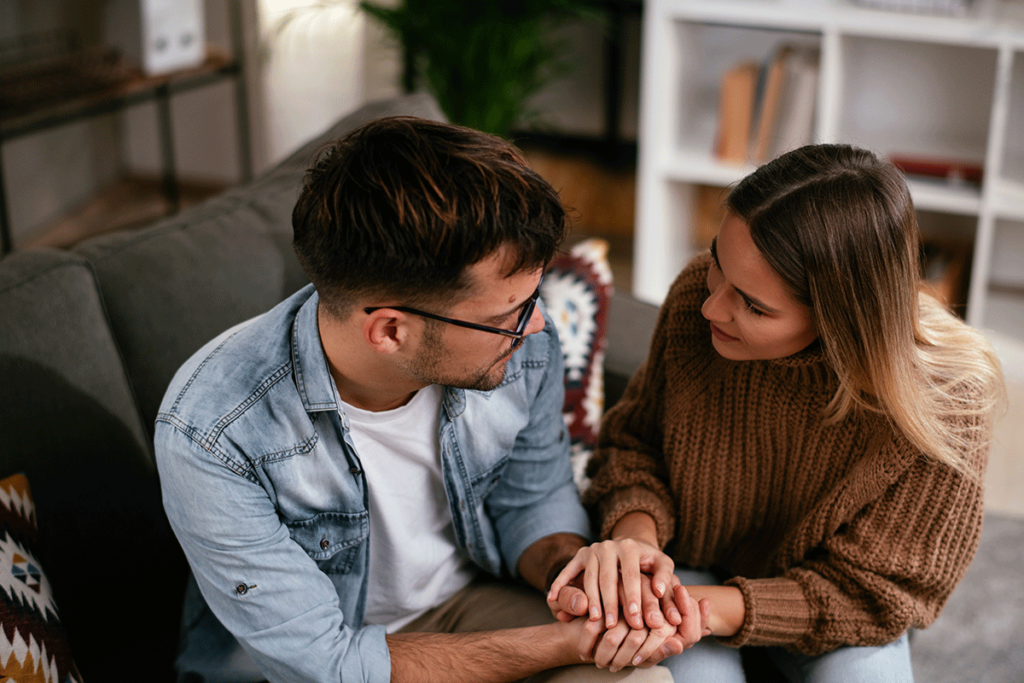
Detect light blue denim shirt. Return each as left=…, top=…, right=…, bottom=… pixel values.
left=155, top=284, right=591, bottom=683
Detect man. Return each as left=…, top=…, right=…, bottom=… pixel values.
left=155, top=117, right=682, bottom=683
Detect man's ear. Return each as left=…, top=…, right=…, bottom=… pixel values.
left=363, top=309, right=411, bottom=355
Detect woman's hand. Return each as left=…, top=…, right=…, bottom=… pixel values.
left=556, top=578, right=713, bottom=672
left=669, top=584, right=713, bottom=646
left=597, top=584, right=712, bottom=671
left=586, top=618, right=678, bottom=672
left=568, top=584, right=711, bottom=671
left=547, top=536, right=676, bottom=629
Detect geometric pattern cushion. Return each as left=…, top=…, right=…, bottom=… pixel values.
left=0, top=473, right=83, bottom=683
left=541, top=238, right=614, bottom=492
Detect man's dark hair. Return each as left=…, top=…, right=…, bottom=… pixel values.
left=292, top=116, right=567, bottom=317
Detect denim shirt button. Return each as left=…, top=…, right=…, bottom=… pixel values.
left=320, top=538, right=330, bottom=550
left=350, top=467, right=362, bottom=475
left=235, top=583, right=248, bottom=595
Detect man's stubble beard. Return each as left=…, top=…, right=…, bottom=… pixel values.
left=404, top=321, right=514, bottom=392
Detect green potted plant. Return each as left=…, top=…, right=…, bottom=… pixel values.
left=360, top=0, right=600, bottom=138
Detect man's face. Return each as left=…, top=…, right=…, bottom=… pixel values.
left=403, top=247, right=546, bottom=391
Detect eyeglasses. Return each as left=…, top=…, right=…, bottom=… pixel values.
left=364, top=284, right=542, bottom=351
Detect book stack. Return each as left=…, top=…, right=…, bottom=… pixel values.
left=713, top=43, right=821, bottom=166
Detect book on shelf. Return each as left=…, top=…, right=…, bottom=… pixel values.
left=890, top=155, right=984, bottom=186
left=748, top=45, right=791, bottom=164
left=767, top=45, right=820, bottom=160
left=712, top=43, right=820, bottom=166
left=713, top=60, right=759, bottom=164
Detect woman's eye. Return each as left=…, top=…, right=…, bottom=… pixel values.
left=744, top=300, right=766, bottom=317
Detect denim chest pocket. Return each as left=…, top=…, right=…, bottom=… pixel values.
left=470, top=458, right=508, bottom=500
left=287, top=510, right=368, bottom=575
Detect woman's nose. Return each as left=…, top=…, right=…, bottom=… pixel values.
left=701, top=285, right=729, bottom=323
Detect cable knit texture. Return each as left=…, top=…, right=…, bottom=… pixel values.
left=584, top=252, right=988, bottom=655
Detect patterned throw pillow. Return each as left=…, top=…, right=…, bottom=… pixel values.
left=541, top=238, right=614, bottom=491
left=0, top=473, right=83, bottom=683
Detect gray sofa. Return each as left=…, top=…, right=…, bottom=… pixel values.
left=1, top=92, right=1019, bottom=683
left=0, top=93, right=450, bottom=682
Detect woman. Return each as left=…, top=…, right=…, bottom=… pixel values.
left=549, top=144, right=1005, bottom=681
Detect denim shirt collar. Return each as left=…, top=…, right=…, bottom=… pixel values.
left=291, top=289, right=340, bottom=414
left=290, top=287, right=468, bottom=419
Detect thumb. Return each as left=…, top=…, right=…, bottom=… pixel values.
left=555, top=584, right=589, bottom=618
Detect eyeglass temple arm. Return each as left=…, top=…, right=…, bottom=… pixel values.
left=363, top=306, right=524, bottom=339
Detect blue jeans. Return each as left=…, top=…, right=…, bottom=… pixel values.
left=658, top=569, right=914, bottom=683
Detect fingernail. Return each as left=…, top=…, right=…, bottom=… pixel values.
left=655, top=582, right=665, bottom=596
left=633, top=656, right=643, bottom=666
left=570, top=596, right=581, bottom=613
left=662, top=645, right=673, bottom=658
left=669, top=608, right=680, bottom=622
left=628, top=602, right=639, bottom=615
left=648, top=611, right=664, bottom=627
left=606, top=614, right=616, bottom=628
left=590, top=606, right=601, bottom=620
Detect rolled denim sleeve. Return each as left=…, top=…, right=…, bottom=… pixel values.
left=156, top=421, right=390, bottom=683
left=487, top=313, right=592, bottom=575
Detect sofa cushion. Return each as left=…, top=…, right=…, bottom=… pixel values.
left=0, top=248, right=185, bottom=681
left=0, top=473, right=83, bottom=683
left=75, top=93, right=448, bottom=434
left=0, top=249, right=150, bottom=465
left=604, top=291, right=660, bottom=408
left=541, top=239, right=613, bottom=489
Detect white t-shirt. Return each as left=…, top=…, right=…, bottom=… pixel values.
left=340, top=384, right=477, bottom=632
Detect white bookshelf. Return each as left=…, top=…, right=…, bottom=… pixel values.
left=634, top=0, right=1024, bottom=342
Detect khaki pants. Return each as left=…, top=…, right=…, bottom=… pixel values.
left=398, top=575, right=673, bottom=683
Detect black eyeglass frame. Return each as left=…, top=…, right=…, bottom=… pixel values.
left=364, top=283, right=542, bottom=350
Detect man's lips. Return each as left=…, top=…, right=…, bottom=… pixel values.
left=709, top=322, right=738, bottom=342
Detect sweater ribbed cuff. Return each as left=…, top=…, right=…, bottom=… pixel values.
left=719, top=576, right=812, bottom=649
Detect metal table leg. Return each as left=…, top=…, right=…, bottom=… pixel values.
left=156, top=83, right=180, bottom=215
left=0, top=155, right=11, bottom=256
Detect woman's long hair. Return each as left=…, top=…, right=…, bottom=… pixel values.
left=727, top=144, right=1004, bottom=478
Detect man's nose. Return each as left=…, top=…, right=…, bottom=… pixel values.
left=523, top=303, right=546, bottom=337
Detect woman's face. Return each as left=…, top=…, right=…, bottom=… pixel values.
left=701, top=212, right=818, bottom=361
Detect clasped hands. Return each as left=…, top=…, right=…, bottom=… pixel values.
left=545, top=538, right=711, bottom=672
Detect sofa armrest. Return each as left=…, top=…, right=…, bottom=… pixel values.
left=603, top=290, right=660, bottom=409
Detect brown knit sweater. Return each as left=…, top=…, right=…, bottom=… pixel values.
left=584, top=252, right=987, bottom=655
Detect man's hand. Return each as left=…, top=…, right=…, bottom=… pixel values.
left=558, top=576, right=712, bottom=671
left=517, top=533, right=589, bottom=591
left=547, top=569, right=590, bottom=622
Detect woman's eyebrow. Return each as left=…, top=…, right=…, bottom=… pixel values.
left=710, top=236, right=781, bottom=314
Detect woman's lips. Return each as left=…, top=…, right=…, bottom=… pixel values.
left=710, top=322, right=738, bottom=342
